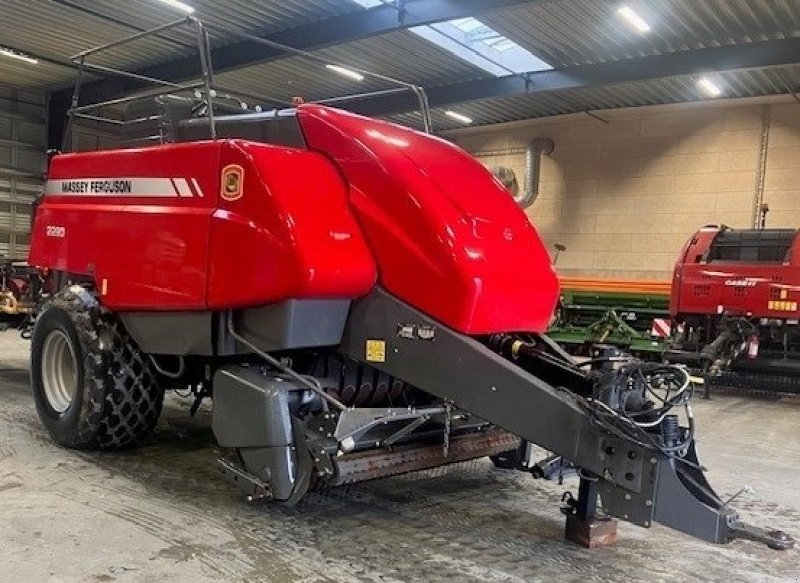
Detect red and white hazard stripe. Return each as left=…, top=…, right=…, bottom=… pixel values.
left=651, top=318, right=672, bottom=338
left=168, top=178, right=205, bottom=198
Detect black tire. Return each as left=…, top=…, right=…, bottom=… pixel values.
left=30, top=286, right=164, bottom=450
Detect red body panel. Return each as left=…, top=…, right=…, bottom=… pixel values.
left=297, top=105, right=559, bottom=334
left=206, top=141, right=376, bottom=309
left=30, top=140, right=376, bottom=310
left=32, top=144, right=219, bottom=309
left=30, top=105, right=559, bottom=334
left=670, top=226, right=800, bottom=319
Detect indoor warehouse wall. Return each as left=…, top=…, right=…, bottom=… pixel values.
left=450, top=97, right=800, bottom=280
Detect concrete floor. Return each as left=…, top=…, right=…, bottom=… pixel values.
left=1, top=332, right=799, bottom=583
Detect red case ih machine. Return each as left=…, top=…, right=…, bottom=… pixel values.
left=668, top=226, right=800, bottom=394
left=25, top=18, right=791, bottom=550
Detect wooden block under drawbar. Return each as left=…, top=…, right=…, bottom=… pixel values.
left=564, top=514, right=619, bottom=548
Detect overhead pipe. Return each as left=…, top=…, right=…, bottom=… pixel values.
left=515, top=137, right=554, bottom=209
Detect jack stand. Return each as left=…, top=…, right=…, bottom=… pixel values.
left=563, top=477, right=618, bottom=548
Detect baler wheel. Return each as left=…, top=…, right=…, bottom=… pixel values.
left=30, top=287, right=164, bottom=450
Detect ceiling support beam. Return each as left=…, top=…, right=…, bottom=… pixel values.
left=348, top=37, right=800, bottom=116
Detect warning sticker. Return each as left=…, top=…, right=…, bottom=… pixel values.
left=416, top=325, right=436, bottom=341
left=397, top=323, right=416, bottom=339
left=768, top=300, right=798, bottom=312
left=397, top=322, right=436, bottom=341
left=366, top=339, right=386, bottom=363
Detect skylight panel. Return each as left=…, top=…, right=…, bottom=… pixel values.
left=451, top=17, right=484, bottom=33
left=409, top=25, right=510, bottom=77
left=346, top=3, right=552, bottom=76
left=349, top=0, right=385, bottom=7
left=485, top=38, right=517, bottom=52
left=409, top=17, right=552, bottom=76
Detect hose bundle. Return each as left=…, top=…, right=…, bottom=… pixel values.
left=583, top=361, right=697, bottom=461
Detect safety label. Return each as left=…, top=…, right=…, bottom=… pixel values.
left=396, top=323, right=436, bottom=341
left=366, top=339, right=386, bottom=362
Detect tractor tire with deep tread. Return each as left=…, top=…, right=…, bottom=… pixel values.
left=30, top=286, right=164, bottom=450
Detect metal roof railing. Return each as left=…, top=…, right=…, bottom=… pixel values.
left=62, top=16, right=433, bottom=152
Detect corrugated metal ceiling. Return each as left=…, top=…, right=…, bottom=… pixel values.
left=66, top=0, right=356, bottom=37
left=388, top=65, right=800, bottom=131
left=0, top=59, right=79, bottom=92
left=483, top=0, right=800, bottom=68
left=0, top=0, right=192, bottom=70
left=1, top=0, right=800, bottom=122
left=0, top=0, right=361, bottom=89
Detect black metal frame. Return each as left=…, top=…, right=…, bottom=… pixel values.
left=60, top=16, right=433, bottom=152
left=337, top=287, right=793, bottom=548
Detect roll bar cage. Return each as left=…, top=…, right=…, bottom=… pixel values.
left=62, top=16, right=433, bottom=152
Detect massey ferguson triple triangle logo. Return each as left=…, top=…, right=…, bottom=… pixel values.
left=220, top=165, right=244, bottom=201
left=44, top=177, right=205, bottom=198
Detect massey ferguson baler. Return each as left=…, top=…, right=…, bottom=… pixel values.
left=668, top=226, right=800, bottom=393
left=24, top=17, right=792, bottom=551
left=27, top=105, right=792, bottom=550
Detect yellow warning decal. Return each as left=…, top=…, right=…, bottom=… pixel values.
left=768, top=300, right=798, bottom=312
left=366, top=339, right=386, bottom=363
left=220, top=164, right=244, bottom=201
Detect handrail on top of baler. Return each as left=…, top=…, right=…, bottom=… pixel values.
left=61, top=16, right=434, bottom=153
left=202, top=22, right=433, bottom=134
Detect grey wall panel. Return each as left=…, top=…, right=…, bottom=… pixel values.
left=0, top=89, right=45, bottom=259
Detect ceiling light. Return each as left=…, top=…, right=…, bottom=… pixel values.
left=445, top=110, right=473, bottom=124
left=157, top=0, right=195, bottom=14
left=0, top=47, right=38, bottom=65
left=697, top=77, right=722, bottom=97
left=325, top=64, right=364, bottom=82
left=617, top=6, right=650, bottom=33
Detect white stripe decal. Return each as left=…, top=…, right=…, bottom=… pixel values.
left=190, top=178, right=204, bottom=197
left=44, top=177, right=194, bottom=197
left=174, top=178, right=193, bottom=197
